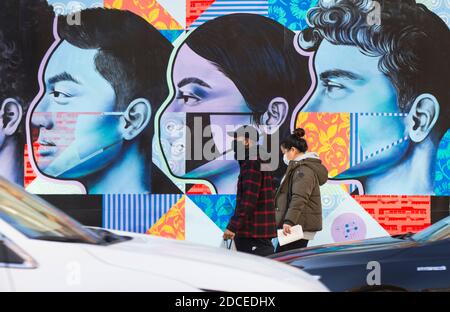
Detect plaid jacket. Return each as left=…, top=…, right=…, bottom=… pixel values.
left=227, top=159, right=277, bottom=239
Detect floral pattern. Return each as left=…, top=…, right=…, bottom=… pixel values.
left=104, top=0, right=183, bottom=30
left=268, top=0, right=318, bottom=30
left=146, top=196, right=185, bottom=239
left=188, top=195, right=236, bottom=231
left=296, top=112, right=350, bottom=178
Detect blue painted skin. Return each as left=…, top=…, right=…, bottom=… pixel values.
left=31, top=41, right=151, bottom=194
left=301, top=41, right=438, bottom=195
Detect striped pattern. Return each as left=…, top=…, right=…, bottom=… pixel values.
left=350, top=113, right=364, bottom=167
left=189, top=0, right=269, bottom=29
left=103, top=194, right=183, bottom=233
left=356, top=113, right=408, bottom=117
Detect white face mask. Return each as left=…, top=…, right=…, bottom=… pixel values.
left=39, top=112, right=125, bottom=179
left=283, top=154, right=290, bottom=166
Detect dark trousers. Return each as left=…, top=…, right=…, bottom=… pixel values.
left=276, top=239, right=309, bottom=253
left=234, top=237, right=275, bottom=256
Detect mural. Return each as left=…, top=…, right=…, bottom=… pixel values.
left=0, top=0, right=448, bottom=248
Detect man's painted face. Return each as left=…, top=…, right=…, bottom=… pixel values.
left=161, top=44, right=253, bottom=177
left=31, top=41, right=123, bottom=179
left=301, top=41, right=410, bottom=178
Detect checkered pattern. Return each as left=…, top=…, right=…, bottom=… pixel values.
left=227, top=160, right=277, bottom=239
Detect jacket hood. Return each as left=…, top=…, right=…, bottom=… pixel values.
left=302, top=157, right=328, bottom=186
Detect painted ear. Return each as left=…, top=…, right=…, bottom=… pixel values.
left=407, top=94, right=440, bottom=143
left=260, top=97, right=289, bottom=135
left=0, top=98, right=23, bottom=136
left=121, top=98, right=152, bottom=141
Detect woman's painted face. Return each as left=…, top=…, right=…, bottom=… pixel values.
left=161, top=44, right=254, bottom=177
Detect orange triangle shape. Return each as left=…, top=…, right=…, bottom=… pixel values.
left=105, top=0, right=183, bottom=30
left=186, top=0, right=215, bottom=28
left=146, top=196, right=185, bottom=240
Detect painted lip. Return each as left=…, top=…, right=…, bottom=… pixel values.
left=37, top=139, right=57, bottom=157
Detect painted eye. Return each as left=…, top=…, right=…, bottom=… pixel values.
left=50, top=91, right=70, bottom=99
left=176, top=91, right=200, bottom=106
left=323, top=81, right=348, bottom=100
left=182, top=95, right=199, bottom=106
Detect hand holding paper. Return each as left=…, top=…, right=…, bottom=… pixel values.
left=277, top=225, right=304, bottom=246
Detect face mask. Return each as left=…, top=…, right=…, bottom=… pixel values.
left=35, top=112, right=124, bottom=179
left=296, top=112, right=410, bottom=179
left=283, top=154, right=290, bottom=166
left=183, top=112, right=255, bottom=173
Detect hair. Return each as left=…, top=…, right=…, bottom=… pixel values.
left=281, top=128, right=308, bottom=153
left=185, top=13, right=310, bottom=140
left=0, top=0, right=54, bottom=139
left=57, top=8, right=173, bottom=162
left=299, top=0, right=450, bottom=139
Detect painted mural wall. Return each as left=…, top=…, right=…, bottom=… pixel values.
left=0, top=0, right=449, bottom=248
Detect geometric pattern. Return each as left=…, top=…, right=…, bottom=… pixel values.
left=146, top=196, right=185, bottom=239
left=296, top=112, right=350, bottom=178
left=159, top=29, right=185, bottom=42
left=185, top=196, right=224, bottom=247
left=354, top=195, right=431, bottom=235
left=188, top=195, right=235, bottom=231
left=104, top=0, right=183, bottom=29
left=187, top=0, right=215, bottom=28
left=103, top=194, right=182, bottom=233
left=434, top=130, right=450, bottom=195
left=268, top=0, right=318, bottom=31
left=188, top=0, right=269, bottom=30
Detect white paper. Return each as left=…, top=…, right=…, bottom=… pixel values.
left=277, top=225, right=304, bottom=246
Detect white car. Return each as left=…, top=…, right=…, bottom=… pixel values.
left=0, top=177, right=328, bottom=292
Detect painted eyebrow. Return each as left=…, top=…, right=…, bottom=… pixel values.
left=320, top=69, right=364, bottom=81
left=177, top=77, right=212, bottom=89
left=47, top=72, right=81, bottom=85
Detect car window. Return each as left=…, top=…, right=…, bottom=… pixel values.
left=0, top=179, right=102, bottom=244
left=412, top=217, right=450, bottom=242
left=0, top=238, right=24, bottom=265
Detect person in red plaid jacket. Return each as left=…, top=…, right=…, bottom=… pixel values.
left=223, top=126, right=277, bottom=256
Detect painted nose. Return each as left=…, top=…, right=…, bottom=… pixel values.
left=31, top=111, right=54, bottom=130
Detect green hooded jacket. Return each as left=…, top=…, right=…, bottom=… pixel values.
left=275, top=154, right=328, bottom=231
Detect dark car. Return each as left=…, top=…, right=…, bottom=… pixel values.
left=270, top=216, right=450, bottom=292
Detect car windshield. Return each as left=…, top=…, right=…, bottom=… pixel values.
left=412, top=216, right=450, bottom=243
left=0, top=178, right=102, bottom=244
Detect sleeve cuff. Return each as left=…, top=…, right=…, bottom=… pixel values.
left=227, top=223, right=237, bottom=232
left=284, top=220, right=295, bottom=226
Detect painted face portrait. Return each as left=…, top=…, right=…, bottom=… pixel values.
left=165, top=44, right=254, bottom=172
left=301, top=41, right=410, bottom=178
left=31, top=41, right=123, bottom=179
left=159, top=13, right=310, bottom=193
left=0, top=0, right=54, bottom=186
left=294, top=0, right=450, bottom=195
left=28, top=8, right=172, bottom=194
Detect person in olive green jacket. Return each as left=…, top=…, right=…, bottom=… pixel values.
left=275, top=128, right=328, bottom=253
